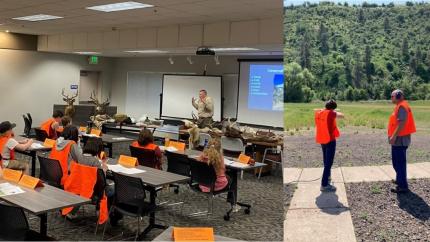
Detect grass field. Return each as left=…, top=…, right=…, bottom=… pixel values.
left=284, top=101, right=430, bottom=131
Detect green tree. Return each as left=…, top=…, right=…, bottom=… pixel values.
left=402, top=38, right=409, bottom=62
left=300, top=32, right=311, bottom=69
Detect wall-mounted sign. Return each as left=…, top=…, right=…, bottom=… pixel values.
left=70, top=85, right=78, bottom=90
left=89, top=56, right=99, bottom=65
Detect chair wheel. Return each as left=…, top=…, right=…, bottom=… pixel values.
left=174, top=189, right=179, bottom=194
left=223, top=215, right=230, bottom=221
left=244, top=208, right=250, bottom=214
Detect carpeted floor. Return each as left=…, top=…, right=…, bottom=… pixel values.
left=15, top=138, right=283, bottom=241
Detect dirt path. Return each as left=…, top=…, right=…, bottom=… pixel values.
left=284, top=127, right=430, bottom=168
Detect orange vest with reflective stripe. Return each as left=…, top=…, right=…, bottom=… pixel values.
left=49, top=141, right=75, bottom=185
left=388, top=100, right=416, bottom=137
left=315, top=109, right=340, bottom=144
left=61, top=162, right=108, bottom=224
left=131, top=141, right=157, bottom=150
left=41, top=118, right=57, bottom=139
left=0, top=135, right=15, bottom=167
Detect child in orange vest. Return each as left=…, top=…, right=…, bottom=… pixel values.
left=0, top=121, right=33, bottom=174
left=131, top=128, right=162, bottom=169
left=40, top=110, right=64, bottom=140
left=49, top=126, right=82, bottom=185
left=197, top=138, right=229, bottom=192
left=315, top=100, right=344, bottom=192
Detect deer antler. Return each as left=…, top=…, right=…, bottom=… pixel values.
left=89, top=90, right=98, bottom=104
left=61, top=88, right=69, bottom=99
left=71, top=90, right=78, bottom=99
left=101, top=97, right=110, bottom=106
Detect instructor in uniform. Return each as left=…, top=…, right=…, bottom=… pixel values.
left=192, top=89, right=214, bottom=128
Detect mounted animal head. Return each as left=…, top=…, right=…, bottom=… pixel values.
left=89, top=90, right=110, bottom=115
left=62, top=88, right=78, bottom=105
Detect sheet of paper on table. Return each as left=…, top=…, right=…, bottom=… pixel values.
left=159, top=146, right=178, bottom=152
left=0, top=182, right=25, bottom=197
left=107, top=164, right=145, bottom=175
left=84, top=134, right=99, bottom=137
left=224, top=158, right=249, bottom=168
left=112, top=137, right=130, bottom=140
left=30, top=143, right=45, bottom=149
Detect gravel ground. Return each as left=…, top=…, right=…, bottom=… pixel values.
left=284, top=127, right=430, bottom=168
left=345, top=179, right=430, bottom=242
left=284, top=184, right=297, bottom=217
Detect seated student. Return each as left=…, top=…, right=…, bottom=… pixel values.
left=66, top=137, right=114, bottom=220
left=61, top=116, right=72, bottom=128
left=49, top=126, right=82, bottom=184
left=40, top=110, right=64, bottom=139
left=197, top=139, right=229, bottom=192
left=131, top=128, right=162, bottom=169
left=0, top=121, right=33, bottom=174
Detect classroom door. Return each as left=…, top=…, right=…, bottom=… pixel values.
left=79, top=71, right=100, bottom=104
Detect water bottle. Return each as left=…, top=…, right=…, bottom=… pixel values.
left=204, top=138, right=208, bottom=148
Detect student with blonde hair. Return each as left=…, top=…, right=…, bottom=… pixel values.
left=198, top=138, right=229, bottom=192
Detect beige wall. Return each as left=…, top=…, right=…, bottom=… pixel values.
left=0, top=49, right=114, bottom=132
left=0, top=32, right=37, bottom=51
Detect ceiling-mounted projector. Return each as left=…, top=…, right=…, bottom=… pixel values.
left=196, top=46, right=215, bottom=56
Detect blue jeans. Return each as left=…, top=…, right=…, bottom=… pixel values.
left=321, top=140, right=336, bottom=187
left=391, top=145, right=408, bottom=189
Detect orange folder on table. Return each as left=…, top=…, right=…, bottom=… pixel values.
left=172, top=227, right=214, bottom=241
left=118, top=155, right=137, bottom=167
left=43, top=138, right=56, bottom=148
left=90, top=129, right=102, bottom=136
left=18, top=175, right=44, bottom=189
left=238, top=153, right=251, bottom=164
left=169, top=141, right=186, bottom=151
left=3, top=168, right=23, bottom=183
left=79, top=126, right=87, bottom=132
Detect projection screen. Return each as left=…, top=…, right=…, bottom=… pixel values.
left=237, top=61, right=284, bottom=127
left=161, top=75, right=222, bottom=121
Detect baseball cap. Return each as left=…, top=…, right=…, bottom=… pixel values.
left=0, top=121, right=16, bottom=134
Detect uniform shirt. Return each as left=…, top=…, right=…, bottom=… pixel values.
left=1, top=138, right=19, bottom=167
left=389, top=106, right=411, bottom=147
left=192, top=96, right=214, bottom=118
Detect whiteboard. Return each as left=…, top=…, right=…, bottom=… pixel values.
left=162, top=75, right=222, bottom=121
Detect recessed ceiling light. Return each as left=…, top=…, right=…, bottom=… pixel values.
left=210, top=47, right=260, bottom=52
left=12, top=14, right=63, bottom=21
left=74, top=51, right=101, bottom=55
left=86, top=1, right=154, bottom=12
left=125, top=50, right=168, bottom=54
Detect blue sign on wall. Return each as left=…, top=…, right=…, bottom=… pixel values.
left=70, top=85, right=78, bottom=90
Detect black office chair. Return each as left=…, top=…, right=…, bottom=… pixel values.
left=34, top=128, right=48, bottom=142
left=92, top=169, right=107, bottom=235
left=27, top=113, right=33, bottom=126
left=38, top=156, right=63, bottom=188
left=0, top=202, right=55, bottom=241
left=129, top=145, right=159, bottom=169
left=165, top=151, right=191, bottom=194
left=186, top=158, right=235, bottom=221
left=102, top=172, right=157, bottom=241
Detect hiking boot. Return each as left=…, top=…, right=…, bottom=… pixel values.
left=390, top=187, right=409, bottom=193
left=320, top=184, right=337, bottom=192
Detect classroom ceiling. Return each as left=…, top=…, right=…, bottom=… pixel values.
left=0, top=0, right=282, bottom=35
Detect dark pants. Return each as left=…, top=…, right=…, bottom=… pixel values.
left=391, top=145, right=408, bottom=189
left=321, top=140, right=336, bottom=187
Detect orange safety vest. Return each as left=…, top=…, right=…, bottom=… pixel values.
left=61, top=162, right=108, bottom=224
left=131, top=141, right=158, bottom=150
left=49, top=141, right=75, bottom=185
left=41, top=118, right=57, bottom=139
left=0, top=135, right=15, bottom=167
left=387, top=100, right=416, bottom=137
left=315, top=109, right=340, bottom=144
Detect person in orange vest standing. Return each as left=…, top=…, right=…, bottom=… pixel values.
left=40, top=110, right=64, bottom=140
left=315, top=100, right=344, bottom=192
left=388, top=89, right=416, bottom=193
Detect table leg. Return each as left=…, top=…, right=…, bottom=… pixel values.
left=108, top=144, right=113, bottom=158
left=141, top=188, right=167, bottom=238
left=226, top=169, right=251, bottom=212
left=39, top=213, right=48, bottom=236
left=31, top=151, right=37, bottom=177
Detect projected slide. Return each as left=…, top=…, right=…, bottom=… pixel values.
left=248, top=64, right=283, bottom=111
